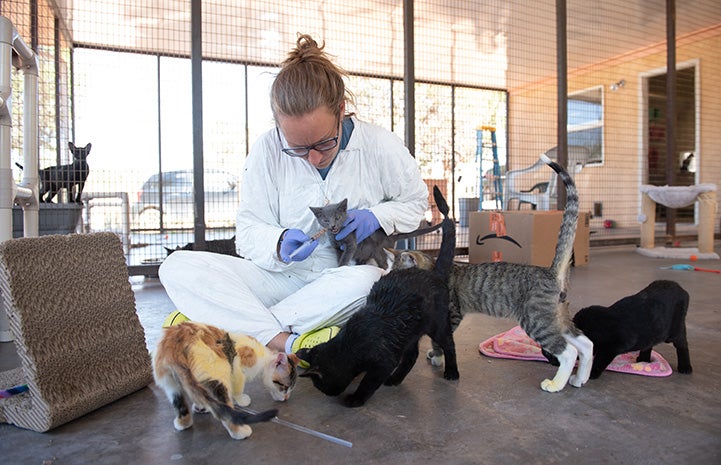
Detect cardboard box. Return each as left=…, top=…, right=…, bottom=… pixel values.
left=468, top=211, right=590, bottom=267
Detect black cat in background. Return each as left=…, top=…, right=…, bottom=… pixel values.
left=40, top=142, right=92, bottom=203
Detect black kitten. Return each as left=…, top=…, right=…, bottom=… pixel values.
left=545, top=280, right=692, bottom=379
left=39, top=142, right=92, bottom=203
left=297, top=186, right=458, bottom=407
left=165, top=236, right=239, bottom=257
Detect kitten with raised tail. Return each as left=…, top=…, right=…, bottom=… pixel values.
left=544, top=280, right=692, bottom=378
left=309, top=199, right=442, bottom=269
left=395, top=154, right=593, bottom=393
left=297, top=186, right=458, bottom=407
left=153, top=321, right=297, bottom=439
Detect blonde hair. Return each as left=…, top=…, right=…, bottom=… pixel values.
left=271, top=34, right=354, bottom=120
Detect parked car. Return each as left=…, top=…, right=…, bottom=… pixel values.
left=133, top=169, right=240, bottom=229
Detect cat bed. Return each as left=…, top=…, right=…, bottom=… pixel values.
left=479, top=326, right=672, bottom=377
left=635, top=246, right=719, bottom=260
left=0, top=232, right=153, bottom=432
left=639, top=184, right=716, bottom=209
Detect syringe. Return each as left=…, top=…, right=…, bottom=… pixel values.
left=288, top=228, right=327, bottom=260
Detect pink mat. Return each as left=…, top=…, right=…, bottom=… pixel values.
left=479, top=326, right=672, bottom=377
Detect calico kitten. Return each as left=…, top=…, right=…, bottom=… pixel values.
left=388, top=246, right=437, bottom=270
left=395, top=154, right=593, bottom=393
left=153, top=321, right=297, bottom=439
left=297, top=186, right=458, bottom=407
left=165, top=235, right=239, bottom=257
left=545, top=280, right=692, bottom=378
left=40, top=142, right=92, bottom=203
left=309, top=199, right=442, bottom=269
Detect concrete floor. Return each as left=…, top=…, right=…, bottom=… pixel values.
left=1, top=243, right=720, bottom=465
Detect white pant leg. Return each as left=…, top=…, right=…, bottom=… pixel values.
left=159, top=251, right=308, bottom=344
left=270, top=264, right=386, bottom=335
left=159, top=252, right=386, bottom=346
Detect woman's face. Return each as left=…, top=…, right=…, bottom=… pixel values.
left=276, top=105, right=343, bottom=169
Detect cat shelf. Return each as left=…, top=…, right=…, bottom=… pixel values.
left=637, top=184, right=718, bottom=260
left=11, top=203, right=83, bottom=238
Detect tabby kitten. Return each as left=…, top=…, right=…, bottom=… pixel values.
left=309, top=199, right=442, bottom=269
left=395, top=154, right=593, bottom=393
left=153, top=321, right=297, bottom=439
left=297, top=186, right=458, bottom=407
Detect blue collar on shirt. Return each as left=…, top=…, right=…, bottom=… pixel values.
left=317, top=117, right=354, bottom=180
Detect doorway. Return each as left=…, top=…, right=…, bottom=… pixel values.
left=645, top=64, right=698, bottom=223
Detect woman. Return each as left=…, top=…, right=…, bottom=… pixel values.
left=159, top=34, right=428, bottom=354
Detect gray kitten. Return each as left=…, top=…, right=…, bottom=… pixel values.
left=394, top=154, right=593, bottom=392
left=310, top=199, right=442, bottom=270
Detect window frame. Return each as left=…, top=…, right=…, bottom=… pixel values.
left=568, top=85, right=604, bottom=165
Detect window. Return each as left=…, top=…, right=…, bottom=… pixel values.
left=568, top=86, right=603, bottom=164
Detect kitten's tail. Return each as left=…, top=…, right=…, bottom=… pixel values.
left=217, top=403, right=279, bottom=425
left=389, top=222, right=442, bottom=242
left=174, top=365, right=277, bottom=425
left=431, top=185, right=456, bottom=279
left=541, top=154, right=579, bottom=291
left=388, top=184, right=451, bottom=243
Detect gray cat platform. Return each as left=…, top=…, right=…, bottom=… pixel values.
left=0, top=232, right=152, bottom=432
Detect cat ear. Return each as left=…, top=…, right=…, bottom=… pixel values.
left=339, top=198, right=348, bottom=210
left=275, top=352, right=288, bottom=367
left=68, top=141, right=76, bottom=150
left=295, top=348, right=310, bottom=362
left=385, top=247, right=400, bottom=257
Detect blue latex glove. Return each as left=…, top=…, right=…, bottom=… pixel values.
left=336, top=209, right=380, bottom=244
left=279, top=229, right=319, bottom=263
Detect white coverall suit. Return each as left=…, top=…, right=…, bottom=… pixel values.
left=159, top=117, right=429, bottom=345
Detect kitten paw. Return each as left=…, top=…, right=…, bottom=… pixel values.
left=174, top=415, right=193, bottom=431
left=227, top=424, right=253, bottom=440
left=540, top=379, right=563, bottom=392
left=443, top=369, right=459, bottom=380
left=569, top=375, right=585, bottom=388
left=678, top=365, right=693, bottom=374
left=192, top=404, right=208, bottom=414
left=236, top=394, right=251, bottom=407
left=342, top=394, right=366, bottom=408
left=426, top=349, right=444, bottom=367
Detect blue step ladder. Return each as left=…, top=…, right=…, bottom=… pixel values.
left=476, top=125, right=503, bottom=210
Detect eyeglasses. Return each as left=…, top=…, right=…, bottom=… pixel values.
left=276, top=116, right=341, bottom=157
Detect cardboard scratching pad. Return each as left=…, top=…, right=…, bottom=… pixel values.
left=0, top=232, right=152, bottom=432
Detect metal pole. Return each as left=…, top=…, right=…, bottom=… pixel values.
left=665, top=0, right=677, bottom=242
left=0, top=15, right=40, bottom=341
left=403, top=0, right=417, bottom=249
left=191, top=0, right=205, bottom=249
left=556, top=0, right=568, bottom=210
left=403, top=0, right=415, bottom=157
